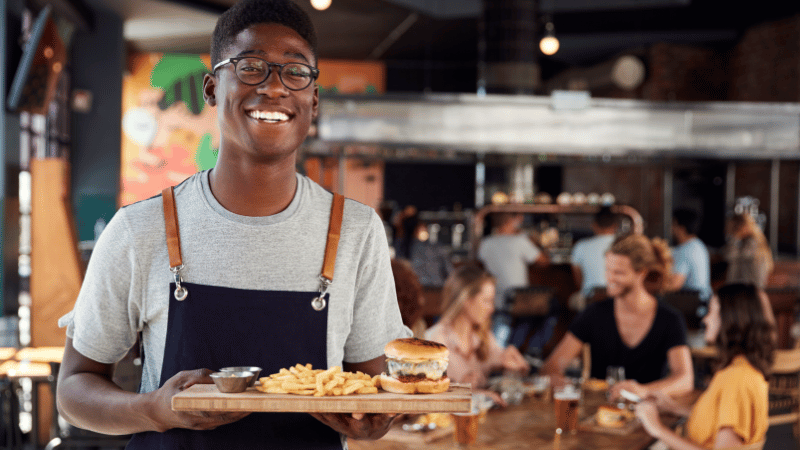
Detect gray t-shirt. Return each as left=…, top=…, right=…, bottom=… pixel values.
left=477, top=233, right=541, bottom=309
left=60, top=170, right=410, bottom=394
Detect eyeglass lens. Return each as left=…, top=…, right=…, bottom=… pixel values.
left=235, top=57, right=314, bottom=90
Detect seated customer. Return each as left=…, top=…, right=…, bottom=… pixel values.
left=541, top=234, right=693, bottom=399
left=391, top=258, right=427, bottom=338
left=665, top=208, right=712, bottom=302
left=425, top=264, right=529, bottom=392
left=636, top=283, right=774, bottom=449
left=570, top=206, right=618, bottom=311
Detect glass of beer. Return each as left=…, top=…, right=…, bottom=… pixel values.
left=553, top=384, right=581, bottom=434
left=452, top=395, right=481, bottom=445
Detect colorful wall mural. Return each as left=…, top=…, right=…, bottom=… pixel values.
left=121, top=53, right=219, bottom=206
left=121, top=53, right=385, bottom=206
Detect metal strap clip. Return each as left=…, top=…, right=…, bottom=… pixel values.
left=170, top=264, right=188, bottom=301
left=311, top=275, right=330, bottom=311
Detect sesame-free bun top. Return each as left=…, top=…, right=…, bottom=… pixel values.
left=385, top=338, right=449, bottom=363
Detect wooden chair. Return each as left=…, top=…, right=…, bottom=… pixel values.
left=509, top=286, right=554, bottom=317
left=768, top=348, right=800, bottom=443
left=764, top=287, right=799, bottom=349
left=662, top=290, right=703, bottom=330
left=714, top=441, right=765, bottom=450
left=587, top=287, right=608, bottom=306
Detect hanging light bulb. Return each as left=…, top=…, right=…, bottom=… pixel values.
left=539, top=21, right=560, bottom=56
left=310, top=0, right=332, bottom=10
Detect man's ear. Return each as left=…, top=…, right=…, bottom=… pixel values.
left=203, top=73, right=217, bottom=107
left=311, top=84, right=319, bottom=120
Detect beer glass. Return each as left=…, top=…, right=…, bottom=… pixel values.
left=553, top=384, right=581, bottom=434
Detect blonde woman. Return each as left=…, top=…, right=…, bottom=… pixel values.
left=425, top=264, right=529, bottom=397
left=723, top=213, right=774, bottom=289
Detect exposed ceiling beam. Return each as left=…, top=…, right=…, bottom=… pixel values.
left=29, top=0, right=94, bottom=31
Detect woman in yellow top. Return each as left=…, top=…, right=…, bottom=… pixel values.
left=636, top=283, right=774, bottom=449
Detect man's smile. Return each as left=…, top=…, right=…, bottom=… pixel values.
left=246, top=109, right=291, bottom=123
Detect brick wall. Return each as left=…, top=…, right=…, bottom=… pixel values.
left=641, top=43, right=727, bottom=101
left=562, top=165, right=664, bottom=238
left=729, top=15, right=800, bottom=102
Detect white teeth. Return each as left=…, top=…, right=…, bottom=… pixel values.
left=248, top=111, right=289, bottom=122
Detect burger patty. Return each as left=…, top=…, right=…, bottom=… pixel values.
left=387, top=358, right=447, bottom=380
left=396, top=374, right=430, bottom=383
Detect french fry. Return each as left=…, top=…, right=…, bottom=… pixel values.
left=282, top=381, right=315, bottom=391
left=343, top=381, right=365, bottom=395
left=258, top=364, right=380, bottom=396
left=324, top=378, right=340, bottom=391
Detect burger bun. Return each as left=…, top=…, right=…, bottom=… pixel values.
left=380, top=373, right=450, bottom=394
left=595, top=405, right=633, bottom=428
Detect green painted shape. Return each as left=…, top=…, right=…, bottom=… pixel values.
left=195, top=132, right=218, bottom=171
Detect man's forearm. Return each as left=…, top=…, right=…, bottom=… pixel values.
left=642, top=371, right=693, bottom=397
left=58, top=372, right=157, bottom=435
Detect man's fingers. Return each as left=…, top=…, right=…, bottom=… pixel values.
left=351, top=413, right=365, bottom=420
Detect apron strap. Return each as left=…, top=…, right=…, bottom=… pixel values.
left=321, top=193, right=345, bottom=282
left=162, top=186, right=183, bottom=268
left=161, top=186, right=345, bottom=282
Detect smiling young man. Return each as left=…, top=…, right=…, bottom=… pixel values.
left=56, top=1, right=409, bottom=449
left=541, top=234, right=693, bottom=400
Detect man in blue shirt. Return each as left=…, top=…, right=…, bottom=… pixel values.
left=570, top=207, right=617, bottom=310
left=667, top=209, right=712, bottom=301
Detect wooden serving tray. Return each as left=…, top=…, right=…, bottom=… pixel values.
left=172, top=384, right=472, bottom=414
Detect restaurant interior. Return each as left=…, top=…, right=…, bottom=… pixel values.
left=1, top=0, right=800, bottom=448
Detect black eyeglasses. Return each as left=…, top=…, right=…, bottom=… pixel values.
left=213, top=56, right=319, bottom=91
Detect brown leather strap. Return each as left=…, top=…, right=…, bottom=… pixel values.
left=162, top=187, right=183, bottom=268
left=322, top=193, right=345, bottom=281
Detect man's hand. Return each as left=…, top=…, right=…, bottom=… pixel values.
left=148, top=369, right=250, bottom=432
left=310, top=412, right=397, bottom=440
left=308, top=356, right=398, bottom=439
left=609, top=379, right=647, bottom=402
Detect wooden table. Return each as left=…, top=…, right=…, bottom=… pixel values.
left=349, top=390, right=694, bottom=450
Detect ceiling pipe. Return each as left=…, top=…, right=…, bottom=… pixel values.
left=544, top=54, right=646, bottom=93
left=369, top=12, right=419, bottom=60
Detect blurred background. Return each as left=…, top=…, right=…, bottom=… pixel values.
left=2, top=0, right=800, bottom=447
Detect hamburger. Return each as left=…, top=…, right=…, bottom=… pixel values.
left=380, top=338, right=450, bottom=394
left=595, top=405, right=633, bottom=428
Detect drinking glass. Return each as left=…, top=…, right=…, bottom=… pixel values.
left=553, top=384, right=581, bottom=434
left=606, top=366, right=625, bottom=387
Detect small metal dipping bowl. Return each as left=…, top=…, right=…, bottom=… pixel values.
left=210, top=371, right=254, bottom=393
left=220, top=366, right=262, bottom=386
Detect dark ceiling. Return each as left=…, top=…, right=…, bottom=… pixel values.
left=104, top=0, right=800, bottom=93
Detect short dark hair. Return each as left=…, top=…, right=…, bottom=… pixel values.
left=211, top=0, right=318, bottom=67
left=715, top=283, right=775, bottom=378
left=594, top=206, right=616, bottom=229
left=673, top=208, right=700, bottom=235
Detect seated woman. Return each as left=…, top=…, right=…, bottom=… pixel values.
left=541, top=234, right=693, bottom=400
left=636, top=283, right=774, bottom=449
left=425, top=264, right=529, bottom=396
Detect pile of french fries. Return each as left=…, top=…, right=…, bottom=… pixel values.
left=255, top=364, right=380, bottom=396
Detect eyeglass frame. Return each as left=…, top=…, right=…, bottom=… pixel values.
left=212, top=56, right=320, bottom=91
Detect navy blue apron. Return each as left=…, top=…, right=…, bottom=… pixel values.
left=126, top=188, right=345, bottom=450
